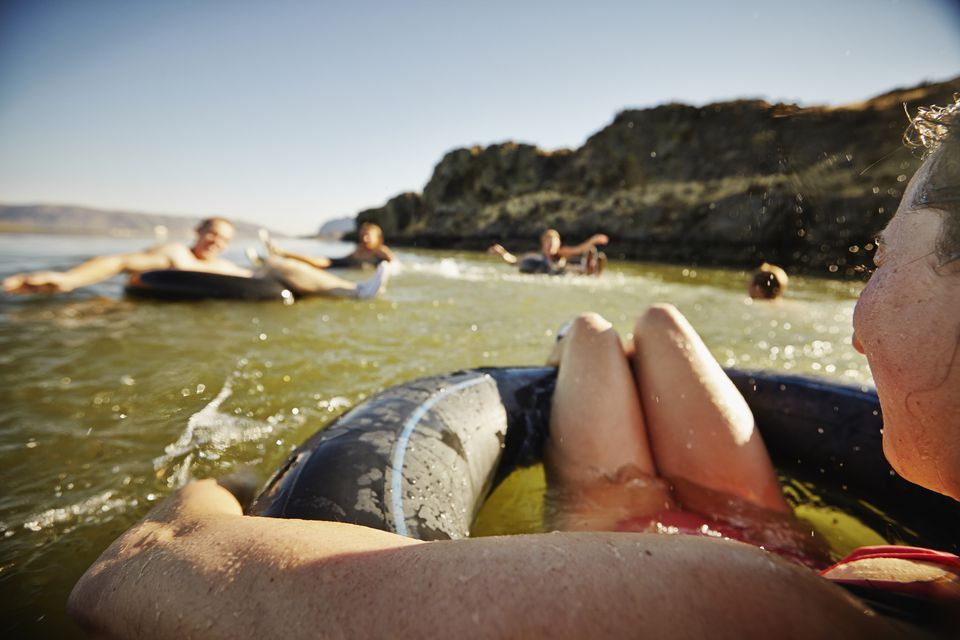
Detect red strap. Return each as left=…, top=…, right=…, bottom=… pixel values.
left=820, top=545, right=960, bottom=576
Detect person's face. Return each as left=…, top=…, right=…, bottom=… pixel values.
left=193, top=220, right=234, bottom=258
left=542, top=233, right=561, bottom=254
left=360, top=227, right=378, bottom=248
left=852, top=158, right=960, bottom=499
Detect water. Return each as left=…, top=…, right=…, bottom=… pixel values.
left=0, top=233, right=872, bottom=637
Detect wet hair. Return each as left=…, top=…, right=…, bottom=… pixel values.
left=749, top=263, right=788, bottom=300
left=196, top=217, right=234, bottom=232
left=359, top=222, right=384, bottom=249
left=904, top=96, right=960, bottom=265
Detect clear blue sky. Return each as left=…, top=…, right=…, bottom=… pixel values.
left=1, top=0, right=958, bottom=235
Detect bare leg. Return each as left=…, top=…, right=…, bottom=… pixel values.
left=631, top=304, right=789, bottom=513
left=265, top=240, right=333, bottom=269
left=259, top=256, right=387, bottom=299
left=545, top=313, right=674, bottom=530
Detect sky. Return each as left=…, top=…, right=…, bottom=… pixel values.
left=1, top=0, right=958, bottom=235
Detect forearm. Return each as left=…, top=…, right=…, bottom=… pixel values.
left=559, top=235, right=607, bottom=258
left=64, top=249, right=181, bottom=287
left=558, top=242, right=593, bottom=258
left=59, top=255, right=129, bottom=289
left=489, top=244, right=518, bottom=264
left=70, top=482, right=897, bottom=639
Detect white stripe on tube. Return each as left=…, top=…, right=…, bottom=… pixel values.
left=390, top=375, right=489, bottom=536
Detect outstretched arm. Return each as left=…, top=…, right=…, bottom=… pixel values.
left=69, top=480, right=896, bottom=640
left=3, top=248, right=174, bottom=294
left=376, top=245, right=397, bottom=262
left=557, top=234, right=608, bottom=258
left=487, top=243, right=518, bottom=264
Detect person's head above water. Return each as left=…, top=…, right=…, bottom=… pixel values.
left=358, top=223, right=385, bottom=250
left=192, top=217, right=235, bottom=260
left=540, top=229, right=562, bottom=256
left=852, top=97, right=960, bottom=501
left=748, top=263, right=789, bottom=299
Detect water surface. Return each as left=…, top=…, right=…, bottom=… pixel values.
left=0, top=233, right=872, bottom=637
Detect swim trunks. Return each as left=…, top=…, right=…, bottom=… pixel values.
left=615, top=509, right=823, bottom=569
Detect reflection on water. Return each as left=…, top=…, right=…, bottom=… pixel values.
left=0, top=234, right=870, bottom=637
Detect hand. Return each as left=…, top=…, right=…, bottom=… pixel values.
left=590, top=234, right=609, bottom=246
left=487, top=244, right=506, bottom=255
left=2, top=271, right=74, bottom=294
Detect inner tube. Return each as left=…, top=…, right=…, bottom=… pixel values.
left=517, top=251, right=605, bottom=276
left=249, top=367, right=960, bottom=552
left=125, top=270, right=293, bottom=302
left=518, top=255, right=565, bottom=275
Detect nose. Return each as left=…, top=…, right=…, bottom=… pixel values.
left=851, top=331, right=864, bottom=354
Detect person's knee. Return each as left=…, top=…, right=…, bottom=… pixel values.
left=635, top=303, right=686, bottom=335
left=561, top=313, right=622, bottom=355
left=568, top=312, right=613, bottom=338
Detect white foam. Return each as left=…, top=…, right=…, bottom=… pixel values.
left=160, top=379, right=236, bottom=460
left=153, top=377, right=282, bottom=487
left=21, top=490, right=129, bottom=533
left=398, top=255, right=642, bottom=291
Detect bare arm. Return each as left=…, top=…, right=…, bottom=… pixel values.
left=69, top=480, right=896, bottom=640
left=557, top=234, right=609, bottom=259
left=487, top=244, right=518, bottom=265
left=3, top=247, right=174, bottom=294
left=377, top=245, right=397, bottom=262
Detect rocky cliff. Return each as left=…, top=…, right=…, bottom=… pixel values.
left=358, top=76, right=960, bottom=277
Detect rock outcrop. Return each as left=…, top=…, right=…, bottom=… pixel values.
left=358, top=76, right=960, bottom=276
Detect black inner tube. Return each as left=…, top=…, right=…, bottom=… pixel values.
left=125, top=270, right=292, bottom=301
left=249, top=366, right=959, bottom=553
left=247, top=366, right=960, bottom=631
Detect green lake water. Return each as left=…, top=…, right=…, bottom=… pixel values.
left=0, top=233, right=874, bottom=637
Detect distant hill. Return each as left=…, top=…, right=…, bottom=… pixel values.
left=315, top=216, right=355, bottom=239
left=0, top=204, right=278, bottom=239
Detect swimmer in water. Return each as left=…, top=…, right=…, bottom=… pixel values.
left=2, top=217, right=389, bottom=300
left=263, top=222, right=396, bottom=270
left=488, top=229, right=608, bottom=275
left=2, top=217, right=251, bottom=294
left=748, top=262, right=789, bottom=299
left=68, top=99, right=960, bottom=638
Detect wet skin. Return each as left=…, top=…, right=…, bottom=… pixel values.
left=852, top=157, right=960, bottom=500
